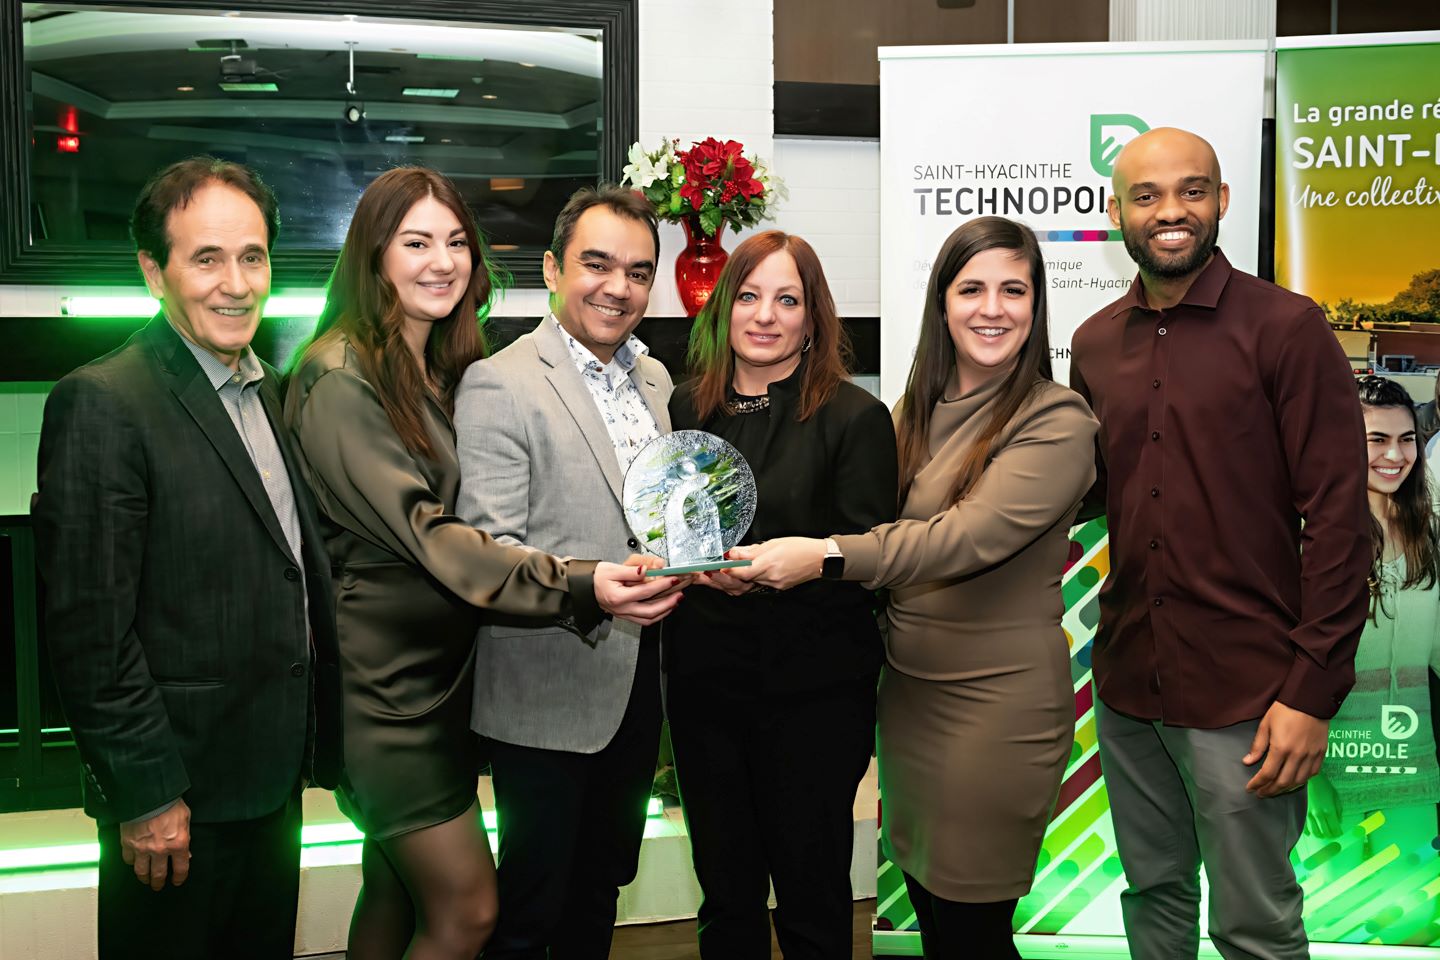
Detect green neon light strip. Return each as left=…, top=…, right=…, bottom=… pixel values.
left=0, top=798, right=665, bottom=872
left=218, top=82, right=279, bottom=92
left=62, top=295, right=327, bottom=318
left=402, top=88, right=459, bottom=97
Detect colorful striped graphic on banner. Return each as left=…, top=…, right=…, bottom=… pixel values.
left=876, top=518, right=1124, bottom=939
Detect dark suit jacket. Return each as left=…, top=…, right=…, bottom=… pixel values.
left=33, top=315, right=340, bottom=825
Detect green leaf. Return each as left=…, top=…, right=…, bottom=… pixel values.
left=699, top=206, right=723, bottom=237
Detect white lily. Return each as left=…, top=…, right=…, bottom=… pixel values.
left=752, top=155, right=788, bottom=205
left=622, top=141, right=668, bottom=189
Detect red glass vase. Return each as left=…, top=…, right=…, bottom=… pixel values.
left=675, top=216, right=728, bottom=315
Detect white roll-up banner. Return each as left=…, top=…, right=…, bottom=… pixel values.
left=878, top=40, right=1266, bottom=405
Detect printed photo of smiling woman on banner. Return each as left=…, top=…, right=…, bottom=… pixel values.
left=1277, top=30, right=1440, bottom=948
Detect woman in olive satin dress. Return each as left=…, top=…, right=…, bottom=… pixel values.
left=285, top=167, right=678, bottom=960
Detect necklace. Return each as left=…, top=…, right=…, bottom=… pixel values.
left=723, top=394, right=770, bottom=415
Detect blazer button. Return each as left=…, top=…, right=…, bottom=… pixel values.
left=284, top=567, right=300, bottom=582
left=627, top=537, right=639, bottom=549
left=290, top=662, right=306, bottom=678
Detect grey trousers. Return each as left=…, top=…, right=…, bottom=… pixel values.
left=1096, top=699, right=1309, bottom=960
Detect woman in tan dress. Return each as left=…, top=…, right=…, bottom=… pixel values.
left=284, top=167, right=680, bottom=960
left=732, top=216, right=1097, bottom=957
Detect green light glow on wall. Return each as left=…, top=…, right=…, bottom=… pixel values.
left=61, top=294, right=327, bottom=318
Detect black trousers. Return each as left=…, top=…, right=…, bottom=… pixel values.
left=902, top=871, right=1020, bottom=960
left=666, top=674, right=876, bottom=960
left=482, top=635, right=662, bottom=960
left=96, top=792, right=302, bottom=960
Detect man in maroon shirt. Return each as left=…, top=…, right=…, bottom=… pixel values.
left=1070, top=127, right=1371, bottom=959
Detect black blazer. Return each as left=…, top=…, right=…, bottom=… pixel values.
left=666, top=369, right=899, bottom=694
left=33, top=316, right=340, bottom=825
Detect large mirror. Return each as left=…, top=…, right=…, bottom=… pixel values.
left=0, top=0, right=637, bottom=287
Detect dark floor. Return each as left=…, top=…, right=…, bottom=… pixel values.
left=608, top=899, right=876, bottom=959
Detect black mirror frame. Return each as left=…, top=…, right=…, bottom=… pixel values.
left=0, top=0, right=637, bottom=289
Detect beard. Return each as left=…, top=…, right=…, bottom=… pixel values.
left=1121, top=214, right=1220, bottom=280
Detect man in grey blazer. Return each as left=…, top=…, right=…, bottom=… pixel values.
left=454, top=185, right=672, bottom=959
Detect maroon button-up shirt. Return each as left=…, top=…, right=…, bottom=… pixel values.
left=1070, top=250, right=1370, bottom=728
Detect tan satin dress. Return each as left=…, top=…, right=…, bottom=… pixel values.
left=834, top=376, right=1098, bottom=901
left=286, top=336, right=597, bottom=839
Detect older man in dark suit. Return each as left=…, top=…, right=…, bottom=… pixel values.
left=33, top=157, right=340, bottom=960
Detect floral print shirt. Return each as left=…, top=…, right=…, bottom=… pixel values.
left=551, top=314, right=659, bottom=475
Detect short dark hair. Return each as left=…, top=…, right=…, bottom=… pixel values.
left=129, top=156, right=280, bottom=267
left=549, top=183, right=659, bottom=267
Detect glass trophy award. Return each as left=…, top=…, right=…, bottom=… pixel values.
left=622, top=430, right=758, bottom=576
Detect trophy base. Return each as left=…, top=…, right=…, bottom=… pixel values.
left=644, top=559, right=753, bottom=577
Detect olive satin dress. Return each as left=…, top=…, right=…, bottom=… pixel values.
left=833, top=375, right=1098, bottom=901
left=286, top=337, right=600, bottom=839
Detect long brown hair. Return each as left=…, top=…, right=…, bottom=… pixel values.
left=293, top=167, right=496, bottom=458
left=895, top=217, right=1053, bottom=504
left=1357, top=375, right=1439, bottom=615
left=686, top=230, right=851, bottom=422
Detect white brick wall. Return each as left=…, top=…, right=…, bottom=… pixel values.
left=770, top=139, right=881, bottom=317
left=638, top=0, right=774, bottom=316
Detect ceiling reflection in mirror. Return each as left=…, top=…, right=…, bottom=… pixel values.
left=23, top=4, right=604, bottom=256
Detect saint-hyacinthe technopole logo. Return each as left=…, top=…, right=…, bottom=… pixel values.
left=1090, top=114, right=1151, bottom=177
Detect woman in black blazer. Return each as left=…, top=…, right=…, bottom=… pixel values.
left=667, top=230, right=898, bottom=959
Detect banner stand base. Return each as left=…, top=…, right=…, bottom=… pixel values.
left=873, top=931, right=1440, bottom=959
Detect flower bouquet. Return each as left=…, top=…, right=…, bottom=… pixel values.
left=621, top=137, right=786, bottom=312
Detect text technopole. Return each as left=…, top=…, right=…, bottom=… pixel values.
left=911, top=163, right=1109, bottom=218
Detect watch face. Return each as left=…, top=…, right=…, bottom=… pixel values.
left=621, top=430, right=757, bottom=566
left=822, top=554, right=845, bottom=579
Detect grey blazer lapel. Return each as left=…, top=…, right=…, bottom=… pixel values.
left=533, top=320, right=626, bottom=501
left=633, top=361, right=671, bottom=433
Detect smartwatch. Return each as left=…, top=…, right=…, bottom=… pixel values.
left=821, top=538, right=845, bottom=580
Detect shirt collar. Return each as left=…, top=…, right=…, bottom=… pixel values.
left=550, top=313, right=649, bottom=377
left=167, top=316, right=264, bottom=391
left=1107, top=247, right=1234, bottom=318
